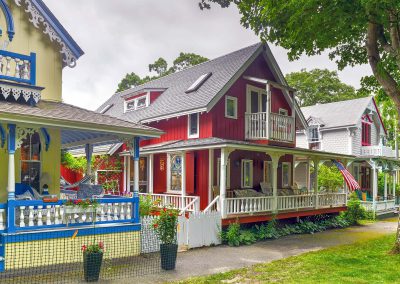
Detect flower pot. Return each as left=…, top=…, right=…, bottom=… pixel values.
left=83, top=251, right=103, bottom=282
left=160, top=243, right=178, bottom=270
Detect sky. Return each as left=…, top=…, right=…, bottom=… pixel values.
left=44, top=0, right=373, bottom=111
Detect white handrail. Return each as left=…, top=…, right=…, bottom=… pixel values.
left=204, top=196, right=220, bottom=213
left=180, top=196, right=200, bottom=214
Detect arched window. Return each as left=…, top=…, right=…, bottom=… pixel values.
left=20, top=132, right=41, bottom=190
left=361, top=114, right=372, bottom=146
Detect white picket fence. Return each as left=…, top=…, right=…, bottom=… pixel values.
left=141, top=212, right=222, bottom=251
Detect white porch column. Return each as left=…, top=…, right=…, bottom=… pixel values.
left=313, top=157, right=320, bottom=209
left=220, top=148, right=231, bottom=218
left=384, top=172, right=388, bottom=200
left=266, top=83, right=271, bottom=139
left=148, top=154, right=154, bottom=194
left=270, top=153, right=281, bottom=212
left=123, top=156, right=128, bottom=193
left=181, top=152, right=186, bottom=210
left=7, top=124, right=16, bottom=200
left=208, top=149, right=214, bottom=204
left=372, top=164, right=378, bottom=212
left=127, top=155, right=131, bottom=192
left=393, top=171, right=396, bottom=199
left=307, top=158, right=311, bottom=191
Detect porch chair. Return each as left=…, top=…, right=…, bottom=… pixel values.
left=76, top=184, right=104, bottom=199
left=260, top=182, right=273, bottom=196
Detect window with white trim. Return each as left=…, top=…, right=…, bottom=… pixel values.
left=167, top=153, right=182, bottom=192
left=124, top=93, right=150, bottom=112
left=188, top=113, right=199, bottom=138
left=241, top=159, right=253, bottom=188
left=282, top=162, right=291, bottom=188
left=308, top=125, right=320, bottom=142
left=20, top=132, right=41, bottom=191
left=225, top=96, right=238, bottom=119
left=263, top=161, right=272, bottom=186
left=217, top=158, right=231, bottom=189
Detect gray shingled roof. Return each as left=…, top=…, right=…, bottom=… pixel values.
left=97, top=43, right=263, bottom=123
left=0, top=100, right=162, bottom=136
left=301, top=97, right=373, bottom=129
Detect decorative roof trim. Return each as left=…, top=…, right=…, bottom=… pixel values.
left=0, top=0, right=15, bottom=41
left=0, top=82, right=41, bottom=104
left=14, top=0, right=84, bottom=68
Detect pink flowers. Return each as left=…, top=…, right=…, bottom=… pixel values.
left=81, top=245, right=87, bottom=251
left=81, top=242, right=104, bottom=254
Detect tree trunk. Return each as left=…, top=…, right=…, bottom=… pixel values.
left=366, top=21, right=400, bottom=248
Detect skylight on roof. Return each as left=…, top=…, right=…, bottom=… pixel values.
left=99, top=104, right=113, bottom=114
left=185, top=72, right=212, bottom=93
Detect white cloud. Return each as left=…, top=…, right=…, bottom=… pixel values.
left=44, top=0, right=372, bottom=110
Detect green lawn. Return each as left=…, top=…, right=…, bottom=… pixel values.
left=178, top=234, right=400, bottom=284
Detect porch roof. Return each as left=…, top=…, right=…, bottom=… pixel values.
left=0, top=100, right=163, bottom=149
left=130, top=137, right=356, bottom=160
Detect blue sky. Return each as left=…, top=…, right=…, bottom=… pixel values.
left=45, top=0, right=372, bottom=110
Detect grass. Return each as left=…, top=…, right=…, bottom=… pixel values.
left=178, top=234, right=400, bottom=284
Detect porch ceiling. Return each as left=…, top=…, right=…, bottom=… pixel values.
left=138, top=137, right=355, bottom=160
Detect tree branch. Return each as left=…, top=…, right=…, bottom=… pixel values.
left=389, top=10, right=400, bottom=51
left=366, top=21, right=400, bottom=107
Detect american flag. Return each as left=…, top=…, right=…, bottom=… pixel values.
left=331, top=159, right=360, bottom=191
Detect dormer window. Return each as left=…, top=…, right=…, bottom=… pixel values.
left=124, top=93, right=149, bottom=112
left=308, top=125, right=320, bottom=142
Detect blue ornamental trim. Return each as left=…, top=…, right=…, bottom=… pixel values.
left=0, top=0, right=15, bottom=42
left=0, top=124, right=5, bottom=148
left=40, top=128, right=50, bottom=151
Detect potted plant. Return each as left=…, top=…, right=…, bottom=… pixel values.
left=81, top=241, right=104, bottom=282
left=153, top=207, right=179, bottom=270
left=64, top=199, right=99, bottom=214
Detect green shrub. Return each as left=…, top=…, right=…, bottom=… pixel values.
left=223, top=222, right=241, bottom=246
left=341, top=192, right=366, bottom=225
left=318, top=164, right=344, bottom=191
left=139, top=195, right=156, bottom=216
left=238, top=230, right=257, bottom=245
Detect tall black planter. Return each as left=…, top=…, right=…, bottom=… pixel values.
left=83, top=251, right=103, bottom=282
left=160, top=243, right=178, bottom=270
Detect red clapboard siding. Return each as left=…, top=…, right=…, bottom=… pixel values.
left=153, top=153, right=167, bottom=193
left=210, top=53, right=293, bottom=143
left=195, top=150, right=209, bottom=210
left=186, top=152, right=195, bottom=195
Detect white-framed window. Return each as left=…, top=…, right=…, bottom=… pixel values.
left=217, top=158, right=231, bottom=189
left=225, top=96, right=238, bottom=119
left=308, top=125, right=320, bottom=142
left=279, top=108, right=288, bottom=116
left=167, top=153, right=183, bottom=192
left=20, top=132, right=41, bottom=191
left=124, top=93, right=150, bottom=112
left=241, top=159, right=253, bottom=188
left=263, top=161, right=272, bottom=186
left=282, top=162, right=291, bottom=188
left=188, top=113, right=199, bottom=138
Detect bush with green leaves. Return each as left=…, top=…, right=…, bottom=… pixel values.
left=341, top=192, right=367, bottom=225
left=318, top=164, right=344, bottom=191
left=222, top=215, right=350, bottom=247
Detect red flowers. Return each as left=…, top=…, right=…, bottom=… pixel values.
left=81, top=245, right=87, bottom=251
left=153, top=223, right=159, bottom=229
left=81, top=242, right=104, bottom=253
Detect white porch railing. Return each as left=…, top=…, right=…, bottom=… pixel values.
left=139, top=193, right=200, bottom=212
left=360, top=199, right=396, bottom=212
left=269, top=112, right=295, bottom=142
left=318, top=193, right=347, bottom=207
left=224, top=193, right=347, bottom=216
left=361, top=145, right=396, bottom=158
left=245, top=112, right=295, bottom=142
left=204, top=196, right=220, bottom=213
left=226, top=196, right=274, bottom=215
left=278, top=195, right=313, bottom=210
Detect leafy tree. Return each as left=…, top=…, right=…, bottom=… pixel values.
left=148, top=57, right=168, bottom=77
left=116, top=52, right=208, bottom=92
left=171, top=52, right=208, bottom=72
left=197, top=1, right=400, bottom=130
left=285, top=68, right=364, bottom=107
left=317, top=164, right=344, bottom=192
